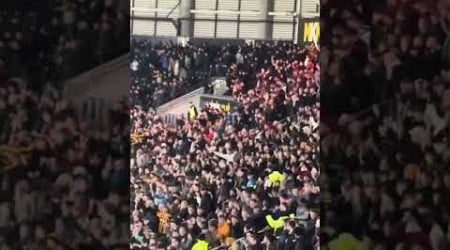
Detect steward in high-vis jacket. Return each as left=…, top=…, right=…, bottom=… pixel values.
left=244, top=210, right=295, bottom=234
left=187, top=102, right=198, bottom=120
left=265, top=212, right=295, bottom=233
left=328, top=233, right=362, bottom=250
left=191, top=234, right=209, bottom=250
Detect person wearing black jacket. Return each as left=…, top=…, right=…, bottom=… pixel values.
left=178, top=224, right=194, bottom=250
left=199, top=188, right=214, bottom=215
left=230, top=215, right=244, bottom=239
left=277, top=220, right=297, bottom=250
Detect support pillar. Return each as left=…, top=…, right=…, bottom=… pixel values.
left=179, top=0, right=195, bottom=37
left=258, top=0, right=274, bottom=40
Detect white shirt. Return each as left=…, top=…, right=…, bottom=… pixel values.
left=173, top=60, right=179, bottom=76
left=130, top=60, right=139, bottom=71
left=424, top=103, right=446, bottom=135
left=236, top=52, right=244, bottom=65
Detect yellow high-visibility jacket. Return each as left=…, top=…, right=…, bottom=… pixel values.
left=191, top=240, right=209, bottom=250
left=188, top=105, right=197, bottom=120
left=265, top=213, right=294, bottom=230
left=268, top=171, right=284, bottom=185
left=328, top=233, right=362, bottom=250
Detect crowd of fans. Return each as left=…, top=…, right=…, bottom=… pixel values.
left=131, top=40, right=320, bottom=249
left=321, top=0, right=450, bottom=249
left=8, top=0, right=450, bottom=248
left=0, top=58, right=130, bottom=249
left=0, top=0, right=129, bottom=249
left=130, top=38, right=237, bottom=109
left=0, top=0, right=128, bottom=90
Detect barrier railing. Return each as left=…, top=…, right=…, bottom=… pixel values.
left=78, top=96, right=108, bottom=127
left=163, top=113, right=179, bottom=126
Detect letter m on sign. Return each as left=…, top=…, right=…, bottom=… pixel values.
left=303, top=22, right=320, bottom=43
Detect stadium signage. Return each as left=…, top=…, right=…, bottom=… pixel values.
left=299, top=18, right=319, bottom=45
left=211, top=77, right=228, bottom=95
left=199, top=94, right=238, bottom=113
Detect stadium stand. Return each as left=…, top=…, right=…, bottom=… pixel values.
left=321, top=0, right=450, bottom=249
left=130, top=40, right=320, bottom=249
left=0, top=0, right=129, bottom=249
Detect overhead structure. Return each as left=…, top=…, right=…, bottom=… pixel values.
left=131, top=0, right=319, bottom=42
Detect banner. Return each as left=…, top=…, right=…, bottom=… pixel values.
left=199, top=94, right=238, bottom=113
left=298, top=18, right=320, bottom=45
left=130, top=132, right=145, bottom=145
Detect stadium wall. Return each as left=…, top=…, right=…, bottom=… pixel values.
left=63, top=54, right=130, bottom=125
left=156, top=87, right=205, bottom=125
left=131, top=0, right=319, bottom=40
